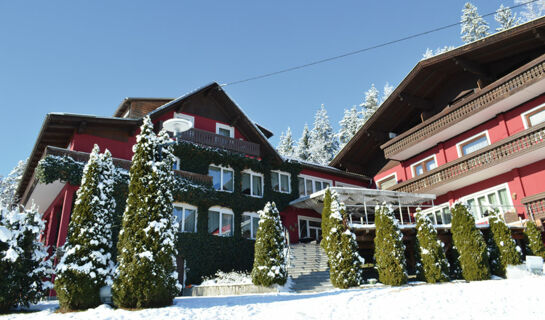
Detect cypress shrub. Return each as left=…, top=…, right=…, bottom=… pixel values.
left=524, top=220, right=545, bottom=259
left=374, top=204, right=407, bottom=286
left=414, top=209, right=449, bottom=283
left=320, top=188, right=332, bottom=251
left=446, top=245, right=463, bottom=280
left=485, top=232, right=503, bottom=277
left=450, top=203, right=490, bottom=281
left=488, top=211, right=521, bottom=277
left=251, top=202, right=287, bottom=287
left=55, top=145, right=116, bottom=310
left=113, top=117, right=181, bottom=308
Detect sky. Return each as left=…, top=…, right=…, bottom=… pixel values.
left=0, top=0, right=520, bottom=176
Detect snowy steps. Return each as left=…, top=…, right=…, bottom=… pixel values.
left=288, top=243, right=333, bottom=293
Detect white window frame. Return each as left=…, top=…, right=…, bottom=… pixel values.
left=419, top=203, right=450, bottom=225
left=456, top=130, right=491, bottom=158
left=521, top=103, right=545, bottom=129
left=173, top=203, right=198, bottom=233
left=241, top=169, right=264, bottom=198
left=298, top=216, right=322, bottom=239
left=334, top=182, right=360, bottom=188
left=172, top=156, right=181, bottom=171
left=410, top=155, right=438, bottom=178
left=241, top=212, right=260, bottom=239
left=216, top=123, right=235, bottom=138
left=298, top=174, right=333, bottom=196
left=174, top=112, right=195, bottom=126
left=459, top=183, right=514, bottom=222
left=376, top=172, right=398, bottom=190
left=271, top=170, right=291, bottom=194
left=209, top=164, right=234, bottom=193
left=208, top=206, right=234, bottom=237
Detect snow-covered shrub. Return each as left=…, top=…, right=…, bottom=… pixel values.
left=0, top=160, right=26, bottom=208
left=414, top=209, right=449, bottom=283
left=201, top=270, right=251, bottom=286
left=485, top=232, right=503, bottom=277
left=113, top=116, right=181, bottom=308
left=450, top=203, right=490, bottom=281
left=374, top=203, right=407, bottom=286
left=324, top=190, right=364, bottom=288
left=524, top=220, right=545, bottom=259
left=446, top=245, right=463, bottom=280
left=0, top=205, right=53, bottom=312
left=54, top=145, right=116, bottom=310
left=251, top=202, right=287, bottom=287
left=487, top=210, right=521, bottom=277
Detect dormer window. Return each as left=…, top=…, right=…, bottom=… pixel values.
left=216, top=123, right=234, bottom=138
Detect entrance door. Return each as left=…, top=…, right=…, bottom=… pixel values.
left=298, top=216, right=322, bottom=241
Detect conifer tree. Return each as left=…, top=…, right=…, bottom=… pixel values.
left=450, top=203, right=490, bottom=281
left=113, top=116, right=181, bottom=308
left=0, top=160, right=27, bottom=208
left=382, top=82, right=394, bottom=103
left=325, top=190, right=364, bottom=288
left=515, top=0, right=545, bottom=22
left=277, top=127, right=295, bottom=158
left=524, top=220, right=545, bottom=258
left=308, top=105, right=339, bottom=165
left=374, top=204, right=407, bottom=286
left=338, top=106, right=361, bottom=149
left=495, top=4, right=520, bottom=31
left=488, top=210, right=521, bottom=277
left=485, top=232, right=503, bottom=277
left=414, top=209, right=449, bottom=283
left=0, top=205, right=52, bottom=312
left=421, top=46, right=455, bottom=60
left=446, top=245, right=463, bottom=280
left=295, top=124, right=312, bottom=161
left=360, top=84, right=379, bottom=124
left=54, top=145, right=116, bottom=310
left=251, top=202, right=287, bottom=287
left=320, top=189, right=333, bottom=252
left=461, top=2, right=490, bottom=43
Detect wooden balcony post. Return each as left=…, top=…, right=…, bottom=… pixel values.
left=56, top=186, right=75, bottom=248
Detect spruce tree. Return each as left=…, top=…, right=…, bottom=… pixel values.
left=450, top=203, right=490, bottom=281
left=325, top=191, right=364, bottom=288
left=0, top=205, right=52, bottom=312
left=0, top=160, right=27, bottom=208
left=488, top=210, right=521, bottom=277
left=382, top=82, right=394, bottom=103
left=495, top=4, right=520, bottom=31
left=251, top=202, right=287, bottom=287
left=54, top=145, right=116, bottom=310
left=295, top=124, right=311, bottom=161
left=524, top=220, right=545, bottom=258
left=460, top=2, right=489, bottom=44
left=277, top=127, right=295, bottom=158
left=308, top=105, right=339, bottom=165
left=515, top=0, right=545, bottom=22
left=374, top=204, right=407, bottom=286
left=113, top=116, right=181, bottom=308
left=338, top=106, right=362, bottom=149
left=414, top=209, right=449, bottom=283
left=360, top=84, right=379, bottom=124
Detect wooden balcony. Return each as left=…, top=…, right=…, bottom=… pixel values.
left=382, top=54, right=545, bottom=161
left=390, top=121, right=545, bottom=194
left=179, top=128, right=260, bottom=157
left=522, top=192, right=545, bottom=222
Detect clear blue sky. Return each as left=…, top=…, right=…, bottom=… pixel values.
left=0, top=0, right=511, bottom=176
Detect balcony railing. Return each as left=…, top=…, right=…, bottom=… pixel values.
left=391, top=121, right=545, bottom=193
left=522, top=192, right=545, bottom=221
left=179, top=128, right=260, bottom=157
left=382, top=54, right=545, bottom=160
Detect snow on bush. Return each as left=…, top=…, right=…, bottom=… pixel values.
left=524, top=220, right=545, bottom=259
left=487, top=209, right=521, bottom=278
left=200, top=271, right=252, bottom=286
left=414, top=208, right=449, bottom=283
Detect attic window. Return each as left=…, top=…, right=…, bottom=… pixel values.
left=216, top=123, right=234, bottom=138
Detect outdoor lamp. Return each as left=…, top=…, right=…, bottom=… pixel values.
left=163, top=118, right=193, bottom=143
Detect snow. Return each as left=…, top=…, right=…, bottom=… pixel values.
left=200, top=271, right=252, bottom=286
left=8, top=276, right=545, bottom=320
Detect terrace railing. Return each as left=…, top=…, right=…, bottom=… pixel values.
left=522, top=192, right=545, bottom=221
left=179, top=128, right=260, bottom=157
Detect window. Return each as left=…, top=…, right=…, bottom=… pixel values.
left=271, top=171, right=291, bottom=193
left=457, top=131, right=490, bottom=157
left=461, top=184, right=514, bottom=221
left=241, top=212, right=260, bottom=239
left=411, top=156, right=437, bottom=177
left=522, top=104, right=545, bottom=129
left=174, top=112, right=195, bottom=126
left=419, top=204, right=451, bottom=225
left=297, top=175, right=332, bottom=197
left=335, top=182, right=360, bottom=188
left=208, top=207, right=234, bottom=236
left=208, top=165, right=234, bottom=192
left=298, top=216, right=322, bottom=241
left=172, top=156, right=181, bottom=171
left=173, top=203, right=198, bottom=233
left=216, top=123, right=234, bottom=138
left=241, top=170, right=263, bottom=197
left=376, top=173, right=397, bottom=190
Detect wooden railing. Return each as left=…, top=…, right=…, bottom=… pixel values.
left=382, top=55, right=545, bottom=159
left=522, top=192, right=545, bottom=220
left=391, top=121, right=545, bottom=193
left=179, top=128, right=260, bottom=157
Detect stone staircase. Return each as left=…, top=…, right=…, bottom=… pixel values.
left=288, top=242, right=333, bottom=293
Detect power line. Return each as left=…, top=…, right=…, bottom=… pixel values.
left=222, top=0, right=540, bottom=87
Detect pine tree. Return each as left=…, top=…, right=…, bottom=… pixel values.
left=450, top=203, right=490, bottom=281
left=113, top=116, right=181, bottom=308
left=515, top=0, right=545, bottom=22
left=0, top=160, right=27, bottom=208
left=0, top=205, right=53, bottom=312
left=382, top=82, right=394, bottom=103
left=460, top=2, right=490, bottom=44
left=360, top=85, right=380, bottom=124
left=488, top=210, right=521, bottom=277
left=277, top=127, right=295, bottom=158
left=338, top=106, right=361, bottom=149
left=421, top=46, right=455, bottom=60
left=524, top=220, right=545, bottom=258
left=374, top=204, right=407, bottom=286
left=325, top=190, right=364, bottom=288
left=495, top=4, right=520, bottom=31
left=308, top=105, right=339, bottom=165
left=414, top=209, right=449, bottom=283
left=54, top=145, right=116, bottom=310
left=251, top=202, right=287, bottom=287
left=295, top=124, right=312, bottom=161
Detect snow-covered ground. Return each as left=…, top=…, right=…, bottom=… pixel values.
left=4, top=276, right=545, bottom=320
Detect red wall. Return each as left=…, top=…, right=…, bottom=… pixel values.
left=299, top=168, right=369, bottom=187
left=280, top=206, right=322, bottom=243
left=70, top=133, right=136, bottom=161
left=155, top=111, right=248, bottom=140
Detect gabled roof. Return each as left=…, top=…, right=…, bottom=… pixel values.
left=330, top=16, right=545, bottom=176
